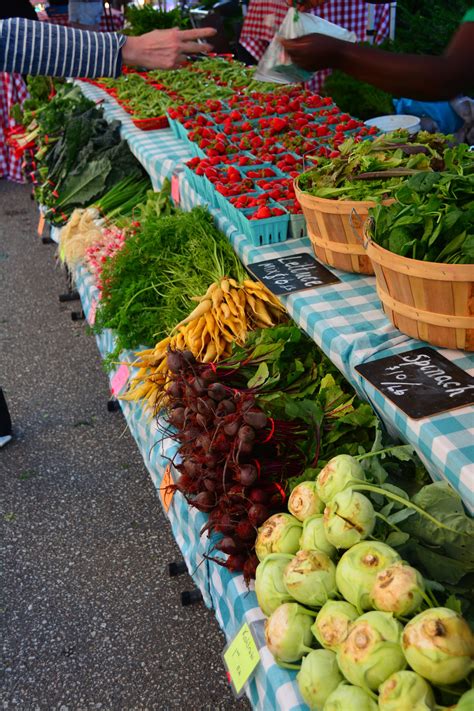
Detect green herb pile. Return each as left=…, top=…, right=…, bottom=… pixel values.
left=124, top=3, right=189, bottom=34
left=99, top=74, right=174, bottom=119
left=29, top=84, right=145, bottom=224
left=94, top=197, right=246, bottom=355
left=298, top=131, right=471, bottom=201
left=369, top=169, right=474, bottom=263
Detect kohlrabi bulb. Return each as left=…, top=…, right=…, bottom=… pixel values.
left=401, top=608, right=474, bottom=685
left=296, top=649, right=343, bottom=710
left=288, top=481, right=325, bottom=521
left=264, top=602, right=314, bottom=663
left=337, top=611, right=406, bottom=690
left=378, top=671, right=435, bottom=711
left=316, top=455, right=366, bottom=503
left=299, top=514, right=337, bottom=559
left=336, top=541, right=401, bottom=611
left=456, top=689, right=474, bottom=711
left=283, top=550, right=337, bottom=608
left=255, top=554, right=294, bottom=617
left=255, top=513, right=302, bottom=562
left=312, top=600, right=359, bottom=651
left=370, top=563, right=425, bottom=617
left=323, top=682, right=378, bottom=711
left=323, top=489, right=375, bottom=549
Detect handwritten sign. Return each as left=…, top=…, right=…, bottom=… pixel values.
left=247, top=252, right=340, bottom=296
left=223, top=623, right=260, bottom=697
left=87, top=298, right=97, bottom=326
left=160, top=465, right=175, bottom=514
left=110, top=364, right=129, bottom=397
left=356, top=347, right=474, bottom=419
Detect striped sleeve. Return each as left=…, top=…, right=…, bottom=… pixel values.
left=0, top=18, right=127, bottom=78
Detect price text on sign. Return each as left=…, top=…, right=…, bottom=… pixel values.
left=223, top=622, right=260, bottom=697
left=160, top=465, right=175, bottom=514
left=356, top=347, right=474, bottom=419
left=111, top=363, right=129, bottom=397
left=247, top=252, right=340, bottom=296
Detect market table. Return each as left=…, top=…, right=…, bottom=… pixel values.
left=44, top=80, right=474, bottom=710
left=78, top=80, right=474, bottom=512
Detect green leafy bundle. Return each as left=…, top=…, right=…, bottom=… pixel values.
left=31, top=88, right=145, bottom=224
left=297, top=131, right=469, bottom=202
left=217, top=325, right=377, bottom=471
left=369, top=167, right=474, bottom=263
left=94, top=202, right=246, bottom=354
left=124, top=4, right=189, bottom=34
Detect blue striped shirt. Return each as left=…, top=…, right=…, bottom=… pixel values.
left=0, top=18, right=126, bottom=78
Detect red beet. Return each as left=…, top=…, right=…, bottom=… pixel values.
left=235, top=520, right=255, bottom=542
left=236, top=464, right=257, bottom=486
left=243, top=410, right=268, bottom=430
left=248, top=504, right=269, bottom=527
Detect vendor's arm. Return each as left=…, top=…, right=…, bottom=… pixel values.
left=280, top=16, right=474, bottom=101
left=0, top=18, right=215, bottom=78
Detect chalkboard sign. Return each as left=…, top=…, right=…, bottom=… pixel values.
left=356, top=347, right=474, bottom=419
left=247, top=252, right=340, bottom=296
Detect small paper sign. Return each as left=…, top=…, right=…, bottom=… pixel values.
left=160, top=465, right=175, bottom=513
left=356, top=347, right=474, bottom=419
left=223, top=622, right=260, bottom=697
left=87, top=298, right=97, bottom=326
left=247, top=252, right=340, bottom=296
left=37, top=213, right=45, bottom=237
left=171, top=174, right=180, bottom=204
left=110, top=363, right=129, bottom=397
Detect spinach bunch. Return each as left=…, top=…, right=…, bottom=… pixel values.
left=369, top=161, right=474, bottom=263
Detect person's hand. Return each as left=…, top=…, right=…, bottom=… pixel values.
left=122, top=27, right=217, bottom=70
left=279, top=33, right=344, bottom=72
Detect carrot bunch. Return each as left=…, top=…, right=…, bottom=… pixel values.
left=121, top=276, right=286, bottom=411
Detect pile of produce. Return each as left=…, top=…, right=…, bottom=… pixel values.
left=254, top=450, right=474, bottom=709
left=16, top=82, right=147, bottom=224
left=93, top=200, right=248, bottom=357
left=124, top=3, right=189, bottom=34
left=368, top=170, right=474, bottom=263
left=124, top=278, right=287, bottom=410
left=58, top=176, right=151, bottom=268
left=89, top=59, right=282, bottom=122
left=151, top=326, right=375, bottom=577
left=296, top=131, right=473, bottom=202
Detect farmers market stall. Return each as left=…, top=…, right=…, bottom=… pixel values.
left=77, top=80, right=474, bottom=508
left=16, top=67, right=474, bottom=711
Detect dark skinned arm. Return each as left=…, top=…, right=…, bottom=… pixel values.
left=280, top=21, right=474, bottom=101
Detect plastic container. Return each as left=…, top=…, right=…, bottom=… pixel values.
left=238, top=203, right=290, bottom=247
left=364, top=115, right=421, bottom=135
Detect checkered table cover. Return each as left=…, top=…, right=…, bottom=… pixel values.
left=74, top=263, right=307, bottom=710
left=0, top=72, right=29, bottom=183
left=77, top=81, right=192, bottom=189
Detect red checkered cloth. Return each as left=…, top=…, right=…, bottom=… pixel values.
left=240, top=0, right=393, bottom=92
left=0, top=73, right=29, bottom=182
left=37, top=9, right=124, bottom=31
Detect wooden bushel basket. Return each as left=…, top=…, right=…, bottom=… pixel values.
left=365, top=234, right=474, bottom=351
left=294, top=177, right=376, bottom=275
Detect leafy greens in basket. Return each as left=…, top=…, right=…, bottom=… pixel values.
left=297, top=131, right=472, bottom=202
left=368, top=170, right=474, bottom=264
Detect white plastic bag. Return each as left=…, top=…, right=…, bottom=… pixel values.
left=255, top=8, right=357, bottom=84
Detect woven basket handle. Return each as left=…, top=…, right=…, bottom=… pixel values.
left=349, top=208, right=371, bottom=249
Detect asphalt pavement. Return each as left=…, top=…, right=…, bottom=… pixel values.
left=0, top=180, right=248, bottom=710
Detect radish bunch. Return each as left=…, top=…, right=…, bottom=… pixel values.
left=162, top=349, right=308, bottom=581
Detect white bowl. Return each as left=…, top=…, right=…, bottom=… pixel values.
left=364, top=114, right=421, bottom=135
